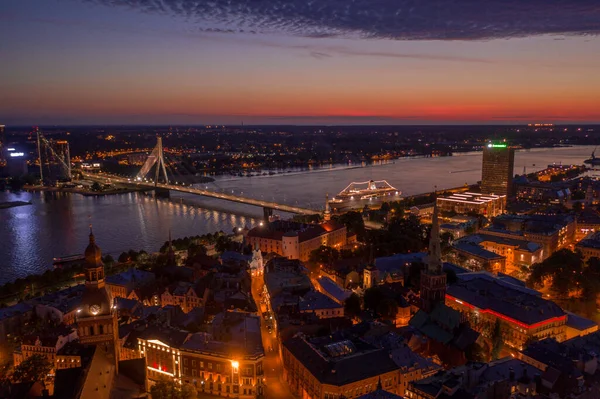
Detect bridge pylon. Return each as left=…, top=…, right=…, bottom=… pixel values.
left=136, top=136, right=169, bottom=186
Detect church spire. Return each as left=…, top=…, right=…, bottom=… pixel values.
left=89, top=224, right=95, bottom=244
left=324, top=193, right=331, bottom=221
left=84, top=224, right=103, bottom=269
left=426, top=203, right=442, bottom=274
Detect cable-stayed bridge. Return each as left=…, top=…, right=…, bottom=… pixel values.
left=82, top=136, right=319, bottom=217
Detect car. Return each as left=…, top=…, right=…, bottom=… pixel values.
left=267, top=326, right=273, bottom=333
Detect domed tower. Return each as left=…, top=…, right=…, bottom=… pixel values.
left=77, top=227, right=119, bottom=371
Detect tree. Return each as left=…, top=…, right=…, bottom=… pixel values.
left=363, top=286, right=384, bottom=312
left=103, top=254, right=114, bottom=264
left=309, top=246, right=339, bottom=265
left=380, top=202, right=391, bottom=213
left=181, top=383, right=197, bottom=399
left=344, top=293, right=362, bottom=318
left=150, top=378, right=196, bottom=399
left=405, top=262, right=424, bottom=290
left=0, top=362, right=12, bottom=386
left=377, top=298, right=398, bottom=321
left=333, top=211, right=366, bottom=241
left=527, top=249, right=584, bottom=296
left=118, top=252, right=130, bottom=263
left=491, top=319, right=503, bottom=360
left=440, top=231, right=454, bottom=252
left=369, top=214, right=428, bottom=256
left=188, top=244, right=207, bottom=259
left=466, top=341, right=489, bottom=363
left=90, top=182, right=102, bottom=192
left=215, top=235, right=232, bottom=253
left=11, top=354, right=52, bottom=388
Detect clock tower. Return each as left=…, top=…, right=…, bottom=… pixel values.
left=77, top=227, right=119, bottom=370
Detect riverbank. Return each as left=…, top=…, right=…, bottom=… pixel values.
left=0, top=200, right=32, bottom=209
left=24, top=185, right=149, bottom=196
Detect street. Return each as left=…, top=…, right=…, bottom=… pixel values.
left=250, top=273, right=294, bottom=399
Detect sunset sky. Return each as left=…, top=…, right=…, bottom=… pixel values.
left=2, top=0, right=600, bottom=125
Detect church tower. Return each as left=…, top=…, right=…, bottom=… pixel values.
left=324, top=193, right=331, bottom=222
left=420, top=205, right=447, bottom=313
left=77, top=227, right=119, bottom=370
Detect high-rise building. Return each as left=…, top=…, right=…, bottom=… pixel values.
left=481, top=142, right=515, bottom=197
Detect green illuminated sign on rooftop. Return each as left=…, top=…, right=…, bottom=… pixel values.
left=487, top=143, right=507, bottom=148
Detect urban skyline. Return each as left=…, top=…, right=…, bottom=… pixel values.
left=2, top=0, right=600, bottom=125
left=5, top=2, right=600, bottom=398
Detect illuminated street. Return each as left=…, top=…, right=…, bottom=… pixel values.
left=250, top=273, right=294, bottom=399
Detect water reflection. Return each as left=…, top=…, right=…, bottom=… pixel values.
left=0, top=145, right=595, bottom=283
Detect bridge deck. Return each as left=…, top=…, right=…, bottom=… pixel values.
left=83, top=173, right=317, bottom=215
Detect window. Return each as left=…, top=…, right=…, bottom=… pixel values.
left=184, top=358, right=188, bottom=365
left=192, top=360, right=196, bottom=367
left=208, top=363, right=213, bottom=370
left=99, top=324, right=104, bottom=334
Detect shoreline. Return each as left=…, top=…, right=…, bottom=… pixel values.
left=24, top=185, right=149, bottom=196
left=0, top=200, right=32, bottom=209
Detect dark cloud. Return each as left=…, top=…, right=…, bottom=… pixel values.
left=86, top=0, right=600, bottom=40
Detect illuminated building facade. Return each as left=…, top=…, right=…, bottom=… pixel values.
left=576, top=231, right=600, bottom=262
left=180, top=335, right=265, bottom=398
left=138, top=317, right=265, bottom=398
left=454, top=234, right=543, bottom=274
left=450, top=241, right=506, bottom=273
left=106, top=267, right=155, bottom=300
left=481, top=143, right=515, bottom=197
left=246, top=220, right=347, bottom=262
left=160, top=282, right=204, bottom=313
left=482, top=214, right=575, bottom=258
left=13, top=327, right=79, bottom=378
left=446, top=275, right=567, bottom=350
left=436, top=192, right=506, bottom=217
left=282, top=334, right=401, bottom=399
left=138, top=333, right=186, bottom=383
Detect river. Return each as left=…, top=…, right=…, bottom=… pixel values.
left=0, top=145, right=597, bottom=284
